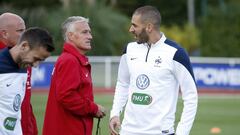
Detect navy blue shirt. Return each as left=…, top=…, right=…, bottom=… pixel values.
left=0, top=48, right=26, bottom=74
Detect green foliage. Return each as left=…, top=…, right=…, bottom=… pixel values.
left=115, top=0, right=188, bottom=26
left=200, top=3, right=240, bottom=57
left=0, top=0, right=60, bottom=8
left=87, top=3, right=131, bottom=55
left=161, top=24, right=200, bottom=55
left=35, top=1, right=131, bottom=55
left=0, top=1, right=131, bottom=55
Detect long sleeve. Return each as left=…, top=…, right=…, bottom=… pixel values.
left=54, top=57, right=98, bottom=116
left=110, top=54, right=130, bottom=118
left=173, top=48, right=198, bottom=135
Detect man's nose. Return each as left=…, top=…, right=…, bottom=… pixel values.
left=88, top=33, right=92, bottom=40
left=129, top=26, right=134, bottom=33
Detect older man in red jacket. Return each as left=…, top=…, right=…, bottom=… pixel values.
left=43, top=16, right=106, bottom=135
left=0, top=12, right=38, bottom=135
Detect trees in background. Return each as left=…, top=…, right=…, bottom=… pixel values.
left=0, top=0, right=131, bottom=55
left=0, top=0, right=61, bottom=8
left=199, top=1, right=240, bottom=57
left=0, top=0, right=239, bottom=57
left=114, top=0, right=189, bottom=26
left=161, top=24, right=200, bottom=56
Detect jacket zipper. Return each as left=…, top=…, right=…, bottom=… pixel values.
left=145, top=44, right=151, bottom=62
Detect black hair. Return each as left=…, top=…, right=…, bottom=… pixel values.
left=134, top=5, right=161, bottom=29
left=19, top=27, right=55, bottom=52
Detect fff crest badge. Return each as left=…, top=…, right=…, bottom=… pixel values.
left=13, top=94, right=21, bottom=112
left=154, top=56, right=162, bottom=67
left=136, top=74, right=150, bottom=90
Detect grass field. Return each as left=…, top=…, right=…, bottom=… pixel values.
left=32, top=92, right=240, bottom=135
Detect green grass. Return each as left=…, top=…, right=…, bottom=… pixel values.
left=32, top=93, right=240, bottom=135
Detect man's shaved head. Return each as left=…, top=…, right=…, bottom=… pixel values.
left=0, top=12, right=26, bottom=47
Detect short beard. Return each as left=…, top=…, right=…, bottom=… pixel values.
left=137, top=28, right=149, bottom=44
left=15, top=53, right=28, bottom=68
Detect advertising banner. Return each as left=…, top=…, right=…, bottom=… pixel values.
left=193, top=63, right=240, bottom=90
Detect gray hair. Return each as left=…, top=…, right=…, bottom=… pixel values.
left=62, top=16, right=89, bottom=41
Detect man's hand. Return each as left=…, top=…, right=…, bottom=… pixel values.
left=109, top=116, right=121, bottom=135
left=95, top=104, right=106, bottom=118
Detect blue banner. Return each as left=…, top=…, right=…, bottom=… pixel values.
left=193, top=63, right=240, bottom=90
left=31, top=62, right=54, bottom=89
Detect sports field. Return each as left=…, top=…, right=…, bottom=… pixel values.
left=32, top=92, right=240, bottom=135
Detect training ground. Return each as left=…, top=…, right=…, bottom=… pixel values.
left=32, top=87, right=240, bottom=135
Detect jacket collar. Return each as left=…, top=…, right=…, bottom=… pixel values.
left=142, top=32, right=166, bottom=48
left=63, top=42, right=89, bottom=66
left=151, top=32, right=166, bottom=47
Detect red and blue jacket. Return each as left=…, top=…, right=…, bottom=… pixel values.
left=0, top=41, right=38, bottom=135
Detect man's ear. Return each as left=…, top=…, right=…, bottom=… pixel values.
left=19, top=41, right=30, bottom=51
left=67, top=32, right=74, bottom=41
left=146, top=23, right=154, bottom=33
left=0, top=30, right=8, bottom=39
